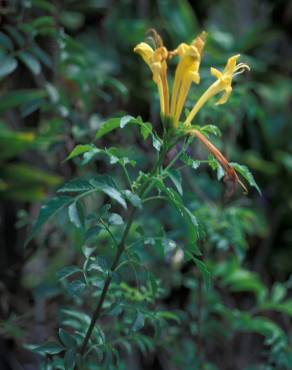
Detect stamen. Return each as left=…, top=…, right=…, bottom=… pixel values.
left=232, top=62, right=250, bottom=78
left=234, top=63, right=250, bottom=73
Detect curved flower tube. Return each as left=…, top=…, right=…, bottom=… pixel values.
left=184, top=55, right=250, bottom=125
left=188, top=128, right=248, bottom=193
left=170, top=31, right=207, bottom=126
left=134, top=42, right=170, bottom=116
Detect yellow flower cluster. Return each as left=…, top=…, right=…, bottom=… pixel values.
left=134, top=30, right=250, bottom=193
left=134, top=30, right=249, bottom=127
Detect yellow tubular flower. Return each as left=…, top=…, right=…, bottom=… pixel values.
left=134, top=42, right=170, bottom=116
left=188, top=128, right=248, bottom=193
left=185, top=54, right=250, bottom=126
left=170, top=32, right=207, bottom=126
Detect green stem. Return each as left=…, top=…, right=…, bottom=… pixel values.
left=121, top=164, right=133, bottom=190
left=142, top=195, right=167, bottom=203
left=100, top=219, right=118, bottom=247
left=163, top=137, right=190, bottom=173
left=80, top=143, right=167, bottom=355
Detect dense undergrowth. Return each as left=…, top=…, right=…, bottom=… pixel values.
left=0, top=1, right=291, bottom=369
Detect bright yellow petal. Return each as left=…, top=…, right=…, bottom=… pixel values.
left=174, top=77, right=191, bottom=123
left=210, top=67, right=222, bottom=79
left=184, top=80, right=222, bottom=125
left=185, top=54, right=248, bottom=125
left=215, top=85, right=232, bottom=105
left=134, top=40, right=170, bottom=116
left=170, top=39, right=204, bottom=125
left=134, top=42, right=155, bottom=66
left=223, top=54, right=241, bottom=74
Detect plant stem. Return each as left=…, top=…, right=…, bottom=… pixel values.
left=121, top=164, right=133, bottom=190
left=163, top=137, right=189, bottom=173
left=80, top=144, right=167, bottom=355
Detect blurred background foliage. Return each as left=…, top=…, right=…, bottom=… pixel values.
left=0, top=0, right=291, bottom=369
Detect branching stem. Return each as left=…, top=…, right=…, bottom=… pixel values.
left=80, top=143, right=168, bottom=355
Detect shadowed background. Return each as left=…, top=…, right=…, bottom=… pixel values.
left=0, top=0, right=291, bottom=369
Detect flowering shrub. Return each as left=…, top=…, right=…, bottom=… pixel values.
left=24, top=30, right=292, bottom=370
left=1, top=2, right=291, bottom=369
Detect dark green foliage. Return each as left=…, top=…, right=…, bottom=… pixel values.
left=1, top=1, right=291, bottom=370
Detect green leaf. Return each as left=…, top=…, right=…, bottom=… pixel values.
left=1, top=163, right=62, bottom=201
left=139, top=121, right=152, bottom=140
left=89, top=178, right=127, bottom=209
left=95, top=118, right=121, bottom=139
left=155, top=180, right=200, bottom=255
left=152, top=134, right=162, bottom=151
left=106, top=77, right=128, bottom=97
left=59, top=328, right=77, bottom=349
left=230, top=162, right=261, bottom=194
left=148, top=272, right=158, bottom=297
left=0, top=32, right=13, bottom=50
left=27, top=341, right=64, bottom=355
left=185, top=251, right=211, bottom=290
left=68, top=202, right=84, bottom=229
left=60, top=308, right=91, bottom=326
left=222, top=268, right=264, bottom=296
left=18, top=51, right=41, bottom=75
left=82, top=146, right=100, bottom=165
left=4, top=26, right=25, bottom=47
left=20, top=98, right=44, bottom=117
left=57, top=266, right=81, bottom=280
left=67, top=280, right=86, bottom=296
left=104, top=147, right=136, bottom=167
left=106, top=302, right=123, bottom=317
left=57, top=178, right=92, bottom=193
left=0, top=89, right=47, bottom=112
left=162, top=238, right=176, bottom=257
left=31, top=0, right=56, bottom=13
left=0, top=126, right=35, bottom=159
left=181, top=153, right=201, bottom=170
left=2, top=163, right=61, bottom=186
left=260, top=300, right=292, bottom=316
left=158, top=0, right=198, bottom=41
left=237, top=314, right=284, bottom=343
left=129, top=116, right=153, bottom=140
left=60, top=11, right=85, bottom=30
left=31, top=15, right=55, bottom=29
left=208, top=154, right=218, bottom=171
left=96, top=115, right=153, bottom=142
left=217, top=164, right=225, bottom=181
left=0, top=54, right=18, bottom=79
left=108, top=213, right=124, bottom=225
left=123, top=190, right=142, bottom=209
left=80, top=247, right=94, bottom=261
left=31, top=43, right=53, bottom=69
left=25, top=196, right=73, bottom=245
left=120, top=115, right=134, bottom=128
left=167, top=169, right=183, bottom=195
left=200, top=124, right=222, bottom=137
left=58, top=176, right=127, bottom=209
left=85, top=225, right=102, bottom=241
left=271, top=282, right=286, bottom=303
left=132, top=312, right=145, bottom=332
left=87, top=256, right=108, bottom=274
left=66, top=144, right=98, bottom=161
left=64, top=348, right=75, bottom=369
left=86, top=256, right=109, bottom=280
left=156, top=311, right=180, bottom=323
